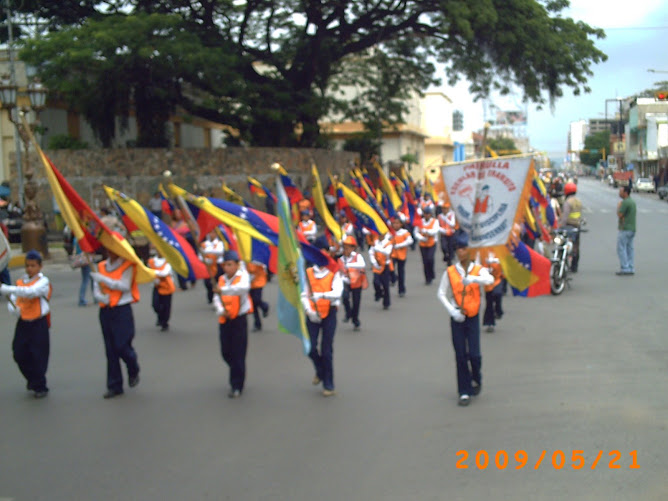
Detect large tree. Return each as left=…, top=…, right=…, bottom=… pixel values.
left=14, top=0, right=606, bottom=148
left=580, top=130, right=610, bottom=166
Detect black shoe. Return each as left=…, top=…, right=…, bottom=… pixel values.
left=343, top=316, right=350, bottom=323
left=382, top=305, right=389, bottom=310
left=33, top=390, right=49, bottom=399
left=155, top=320, right=160, bottom=326
left=228, top=389, right=242, bottom=399
left=263, top=305, right=270, bottom=318
left=472, top=383, right=482, bottom=396
left=129, top=374, right=140, bottom=388
left=399, top=292, right=405, bottom=297
left=615, top=271, right=632, bottom=276
left=160, top=325, right=169, bottom=332
left=252, top=325, right=262, bottom=332
left=103, top=390, right=124, bottom=399
left=374, top=296, right=381, bottom=302
left=353, top=325, right=360, bottom=332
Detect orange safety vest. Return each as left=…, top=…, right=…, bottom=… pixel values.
left=474, top=196, right=489, bottom=214
left=484, top=262, right=503, bottom=292
left=15, top=275, right=52, bottom=321
left=447, top=264, right=483, bottom=317
left=217, top=274, right=253, bottom=324
left=246, top=262, right=267, bottom=289
left=148, top=258, right=175, bottom=295
left=299, top=220, right=316, bottom=236
left=340, top=254, right=366, bottom=289
left=341, top=222, right=354, bottom=236
left=307, top=268, right=335, bottom=318
left=419, top=219, right=437, bottom=248
left=98, top=259, right=140, bottom=308
left=438, top=212, right=457, bottom=236
left=391, top=231, right=410, bottom=260
left=373, top=241, right=394, bottom=274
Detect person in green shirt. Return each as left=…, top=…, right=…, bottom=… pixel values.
left=616, top=185, right=636, bottom=276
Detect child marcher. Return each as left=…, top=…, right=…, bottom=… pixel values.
left=148, top=247, right=175, bottom=331
left=390, top=217, right=413, bottom=297
left=339, top=235, right=366, bottom=331
left=369, top=231, right=394, bottom=310
left=482, top=253, right=504, bottom=333
left=246, top=260, right=269, bottom=332
left=1, top=250, right=52, bottom=398
left=214, top=250, right=253, bottom=398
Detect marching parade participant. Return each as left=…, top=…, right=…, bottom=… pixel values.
left=414, top=206, right=440, bottom=285
left=200, top=231, right=225, bottom=304
left=213, top=250, right=253, bottom=398
left=148, top=246, right=175, bottom=332
left=246, top=259, right=270, bottom=332
left=437, top=231, right=493, bottom=406
left=438, top=202, right=458, bottom=265
left=302, top=237, right=343, bottom=396
left=340, top=211, right=355, bottom=239
left=1, top=250, right=52, bottom=398
left=482, top=252, right=504, bottom=333
left=298, top=210, right=318, bottom=243
left=390, top=216, right=413, bottom=297
left=369, top=231, right=394, bottom=310
left=91, top=248, right=142, bottom=399
left=339, top=235, right=366, bottom=331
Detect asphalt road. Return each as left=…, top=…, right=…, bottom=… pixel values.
left=1, top=178, right=667, bottom=501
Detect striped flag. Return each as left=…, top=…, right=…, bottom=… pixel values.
left=276, top=174, right=311, bottom=355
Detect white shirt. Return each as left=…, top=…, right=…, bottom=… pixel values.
left=413, top=217, right=440, bottom=242
left=368, top=234, right=393, bottom=269
left=213, top=268, right=252, bottom=317
left=392, top=228, right=414, bottom=249
left=1, top=272, right=50, bottom=318
left=301, top=266, right=343, bottom=319
left=437, top=261, right=494, bottom=318
left=340, top=251, right=366, bottom=284
left=201, top=238, right=225, bottom=264
left=150, top=256, right=173, bottom=285
left=438, top=210, right=457, bottom=234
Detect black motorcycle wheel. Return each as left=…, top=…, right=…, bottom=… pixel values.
left=550, top=261, right=566, bottom=295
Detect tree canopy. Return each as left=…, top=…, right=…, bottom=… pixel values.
left=580, top=130, right=610, bottom=166
left=12, top=0, right=607, bottom=148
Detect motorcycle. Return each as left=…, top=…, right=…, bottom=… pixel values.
left=550, top=221, right=586, bottom=295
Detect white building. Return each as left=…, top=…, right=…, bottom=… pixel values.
left=567, top=120, right=587, bottom=161
left=626, top=97, right=668, bottom=176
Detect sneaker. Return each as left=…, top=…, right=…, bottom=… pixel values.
left=382, top=305, right=389, bottom=310
left=399, top=292, right=405, bottom=297
left=458, top=394, right=471, bottom=406
left=472, top=383, right=482, bottom=396
left=252, top=325, right=262, bottom=332
left=342, top=316, right=350, bottom=323
left=228, top=389, right=242, bottom=399
left=353, top=325, right=360, bottom=332
left=78, top=301, right=88, bottom=307
left=312, top=375, right=322, bottom=385
left=129, top=374, right=140, bottom=388
left=33, top=390, right=49, bottom=399
left=262, top=305, right=270, bottom=318
left=485, top=326, right=495, bottom=333
left=322, top=389, right=336, bottom=397
left=103, top=390, right=124, bottom=399
left=160, top=325, right=169, bottom=332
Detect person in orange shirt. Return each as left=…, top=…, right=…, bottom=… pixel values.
left=213, top=250, right=253, bottom=398
left=369, top=231, right=394, bottom=310
left=437, top=203, right=458, bottom=266
left=437, top=231, right=493, bottom=406
left=246, top=260, right=270, bottom=332
left=298, top=210, right=317, bottom=243
left=302, top=237, right=343, bottom=396
left=339, top=235, right=366, bottom=331
left=413, top=206, right=440, bottom=285
left=148, top=247, right=175, bottom=332
left=1, top=250, right=52, bottom=398
left=482, top=253, right=504, bottom=333
left=390, top=217, right=414, bottom=297
left=91, top=249, right=142, bottom=399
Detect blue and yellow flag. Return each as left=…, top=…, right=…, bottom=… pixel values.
left=337, top=181, right=389, bottom=235
left=311, top=164, right=343, bottom=241
left=374, top=162, right=402, bottom=210
left=276, top=174, right=311, bottom=355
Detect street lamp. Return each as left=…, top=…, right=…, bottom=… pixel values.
left=0, top=74, right=49, bottom=257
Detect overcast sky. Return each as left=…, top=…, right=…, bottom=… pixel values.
left=431, top=0, right=668, bottom=161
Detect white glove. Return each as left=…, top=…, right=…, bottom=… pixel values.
left=8, top=300, right=20, bottom=317
left=307, top=312, right=321, bottom=324
left=90, top=272, right=103, bottom=283
left=93, top=291, right=109, bottom=305
left=312, top=292, right=324, bottom=300
left=215, top=307, right=225, bottom=317
left=452, top=310, right=466, bottom=323
left=0, top=283, right=10, bottom=295
left=462, top=275, right=476, bottom=286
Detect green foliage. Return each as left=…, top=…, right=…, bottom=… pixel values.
left=580, top=130, right=610, bottom=166
left=344, top=133, right=382, bottom=167
left=488, top=137, right=518, bottom=153
left=47, top=134, right=89, bottom=150
left=15, top=0, right=606, bottom=147
left=401, top=153, right=419, bottom=166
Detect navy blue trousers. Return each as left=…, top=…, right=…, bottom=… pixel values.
left=393, top=258, right=407, bottom=295
left=219, top=314, right=248, bottom=392
left=307, top=308, right=337, bottom=391
left=13, top=316, right=50, bottom=392
left=420, top=245, right=436, bottom=283
left=249, top=288, right=268, bottom=329
left=450, top=314, right=481, bottom=396
left=99, top=304, right=139, bottom=393
left=373, top=268, right=391, bottom=308
left=342, top=285, right=362, bottom=327
left=152, top=288, right=172, bottom=328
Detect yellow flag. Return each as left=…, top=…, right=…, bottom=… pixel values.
left=311, top=165, right=343, bottom=241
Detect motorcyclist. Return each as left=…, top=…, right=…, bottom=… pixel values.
left=558, top=182, right=582, bottom=272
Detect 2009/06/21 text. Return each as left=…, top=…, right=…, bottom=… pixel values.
left=455, top=450, right=640, bottom=470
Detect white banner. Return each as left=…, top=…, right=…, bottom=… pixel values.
left=441, top=157, right=533, bottom=248
left=0, top=229, right=10, bottom=271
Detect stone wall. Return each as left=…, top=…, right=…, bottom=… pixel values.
left=7, top=147, right=358, bottom=227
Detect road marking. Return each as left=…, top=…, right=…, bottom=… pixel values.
left=599, top=209, right=611, bottom=213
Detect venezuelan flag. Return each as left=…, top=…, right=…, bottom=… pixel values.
left=375, top=163, right=402, bottom=210
left=276, top=174, right=311, bottom=355
left=337, top=182, right=389, bottom=235
left=311, top=165, right=343, bottom=241
left=508, top=241, right=551, bottom=297
left=104, top=187, right=209, bottom=281
left=158, top=184, right=174, bottom=217
left=274, top=165, right=304, bottom=204
left=247, top=176, right=277, bottom=202
left=222, top=183, right=251, bottom=207
left=29, top=135, right=154, bottom=283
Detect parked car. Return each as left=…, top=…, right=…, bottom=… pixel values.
left=658, top=185, right=668, bottom=200
left=634, top=177, right=655, bottom=193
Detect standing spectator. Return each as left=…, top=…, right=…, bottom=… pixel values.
left=437, top=231, right=493, bottom=406
left=148, top=192, right=163, bottom=220
left=1, top=250, right=52, bottom=398
left=616, top=185, right=636, bottom=276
